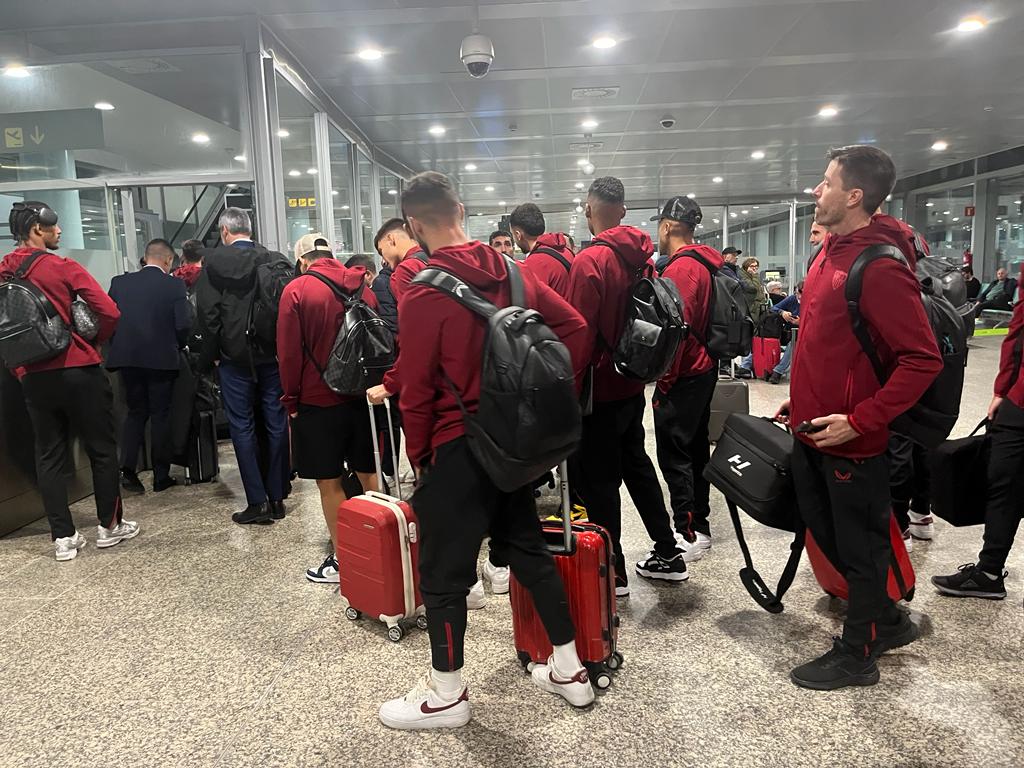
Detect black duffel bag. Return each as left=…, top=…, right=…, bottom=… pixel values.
left=927, top=419, right=988, bottom=527
left=704, top=413, right=803, bottom=613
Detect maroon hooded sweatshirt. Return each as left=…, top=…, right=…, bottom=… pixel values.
left=0, top=246, right=120, bottom=379
left=657, top=243, right=723, bottom=392
left=173, top=262, right=202, bottom=290
left=389, top=245, right=428, bottom=304
left=790, top=214, right=942, bottom=458
left=276, top=258, right=378, bottom=415
left=397, top=241, right=588, bottom=468
left=994, top=266, right=1024, bottom=409
left=567, top=225, right=654, bottom=403
left=521, top=232, right=575, bottom=299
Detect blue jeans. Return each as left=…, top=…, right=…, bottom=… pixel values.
left=218, top=362, right=289, bottom=505
left=774, top=331, right=798, bottom=376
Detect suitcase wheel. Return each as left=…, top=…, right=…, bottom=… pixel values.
left=586, top=662, right=612, bottom=690
left=415, top=615, right=429, bottom=631
left=905, top=587, right=915, bottom=602
left=607, top=652, right=624, bottom=671
left=516, top=651, right=532, bottom=672
left=345, top=607, right=362, bottom=621
left=387, top=625, right=404, bottom=643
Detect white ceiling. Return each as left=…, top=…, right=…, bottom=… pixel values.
left=3, top=0, right=1024, bottom=210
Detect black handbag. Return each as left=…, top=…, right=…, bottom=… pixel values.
left=927, top=419, right=988, bottom=526
left=70, top=296, right=99, bottom=340
left=704, top=414, right=803, bottom=613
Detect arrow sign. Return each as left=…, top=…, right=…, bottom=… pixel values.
left=29, top=126, right=45, bottom=145
left=0, top=109, right=103, bottom=154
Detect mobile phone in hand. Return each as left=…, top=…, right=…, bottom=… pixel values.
left=796, top=420, right=827, bottom=434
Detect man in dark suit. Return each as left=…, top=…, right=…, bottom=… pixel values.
left=108, top=238, right=191, bottom=493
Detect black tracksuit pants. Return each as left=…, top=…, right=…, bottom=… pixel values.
left=978, top=399, right=1024, bottom=573
left=578, top=393, right=677, bottom=579
left=414, top=437, right=574, bottom=672
left=792, top=440, right=903, bottom=649
left=653, top=369, right=717, bottom=539
left=887, top=432, right=931, bottom=532
left=21, top=366, right=124, bottom=540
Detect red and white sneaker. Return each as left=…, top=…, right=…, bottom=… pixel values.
left=531, top=657, right=596, bottom=707
left=379, top=672, right=471, bottom=730
left=908, top=512, right=935, bottom=541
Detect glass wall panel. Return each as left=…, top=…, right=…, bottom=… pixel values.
left=379, top=169, right=402, bottom=221
left=992, top=172, right=1024, bottom=275
left=913, top=185, right=974, bottom=263
left=358, top=150, right=375, bottom=254
left=328, top=125, right=354, bottom=254
left=725, top=204, right=793, bottom=284
left=276, top=74, right=321, bottom=254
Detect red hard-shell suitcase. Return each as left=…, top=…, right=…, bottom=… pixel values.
left=336, top=400, right=426, bottom=642
left=805, top=513, right=916, bottom=602
left=752, top=337, right=782, bottom=378
left=510, top=462, right=622, bottom=690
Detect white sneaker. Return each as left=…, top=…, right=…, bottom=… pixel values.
left=306, top=553, right=340, bottom=583
left=482, top=559, right=510, bottom=595
left=96, top=520, right=140, bottom=549
left=531, top=657, right=596, bottom=708
left=379, top=672, right=471, bottom=730
left=466, top=579, right=486, bottom=610
left=54, top=531, right=87, bottom=561
left=902, top=529, right=914, bottom=554
left=675, top=531, right=712, bottom=563
left=908, top=512, right=935, bottom=541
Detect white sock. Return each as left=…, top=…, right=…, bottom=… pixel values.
left=430, top=668, right=464, bottom=698
left=551, top=641, right=583, bottom=678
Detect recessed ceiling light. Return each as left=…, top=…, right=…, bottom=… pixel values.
left=952, top=217, right=960, bottom=221
left=3, top=65, right=30, bottom=78
left=277, top=129, right=290, bottom=138
left=583, top=162, right=595, bottom=175
left=573, top=197, right=582, bottom=203
left=94, top=101, right=115, bottom=111
left=592, top=36, right=617, bottom=49
left=191, top=132, right=210, bottom=144
left=306, top=168, right=318, bottom=175
left=712, top=176, right=724, bottom=184
left=233, top=154, right=246, bottom=162
left=729, top=212, right=738, bottom=218
left=575, top=205, right=584, bottom=213
left=750, top=150, right=766, bottom=160
left=331, top=190, right=339, bottom=196
left=499, top=200, right=506, bottom=206
left=576, top=158, right=588, bottom=166
left=428, top=124, right=446, bottom=136
left=687, top=193, right=697, bottom=199
left=581, top=118, right=599, bottom=130
left=956, top=16, right=987, bottom=33
left=388, top=189, right=397, bottom=195
left=358, top=47, right=383, bottom=61
left=489, top=220, right=496, bottom=225
left=288, top=169, right=301, bottom=177
left=575, top=182, right=585, bottom=190
left=943, top=210, right=951, bottom=215
left=464, top=163, right=477, bottom=171
left=81, top=217, right=92, bottom=222
left=818, top=105, right=839, bottom=118
left=752, top=206, right=760, bottom=210
left=803, top=187, right=814, bottom=194
left=932, top=140, right=949, bottom=151
left=713, top=218, right=721, bottom=224
left=484, top=185, right=495, bottom=192
left=926, top=202, right=935, bottom=207
left=341, top=205, right=350, bottom=210
left=741, top=209, right=750, bottom=215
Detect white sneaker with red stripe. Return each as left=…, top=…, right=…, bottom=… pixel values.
left=378, top=672, right=471, bottom=730
left=675, top=531, right=712, bottom=563
left=908, top=511, right=935, bottom=541
left=530, top=656, right=596, bottom=707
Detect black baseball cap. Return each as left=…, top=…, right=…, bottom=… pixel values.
left=722, top=246, right=743, bottom=256
left=651, top=196, right=703, bottom=227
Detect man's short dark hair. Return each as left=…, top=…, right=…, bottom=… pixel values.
left=345, top=254, right=377, bottom=273
left=588, top=176, right=625, bottom=205
left=145, top=238, right=175, bottom=259
left=826, top=145, right=897, bottom=214
left=962, top=266, right=974, bottom=277
left=401, top=171, right=461, bottom=225
left=509, top=204, right=545, bottom=238
left=489, top=230, right=513, bottom=245
left=374, top=218, right=407, bottom=251
left=181, top=239, right=204, bottom=264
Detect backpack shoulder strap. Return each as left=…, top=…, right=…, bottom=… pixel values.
left=532, top=246, right=571, bottom=273
left=304, top=270, right=348, bottom=302
left=845, top=244, right=907, bottom=386
left=411, top=268, right=500, bottom=319
left=13, top=250, right=48, bottom=279
left=674, top=249, right=713, bottom=274
left=504, top=255, right=525, bottom=308
left=807, top=242, right=824, bottom=269
left=10, top=250, right=61, bottom=322
left=412, top=251, right=429, bottom=265
left=727, top=499, right=804, bottom=614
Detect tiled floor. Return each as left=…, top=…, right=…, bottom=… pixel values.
left=2, top=337, right=1021, bottom=768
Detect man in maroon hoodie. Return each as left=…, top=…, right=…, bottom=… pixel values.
left=567, top=177, right=686, bottom=597
left=1, top=201, right=136, bottom=561
left=173, top=239, right=204, bottom=290
left=276, top=242, right=380, bottom=585
left=650, top=196, right=722, bottom=563
left=380, top=218, right=429, bottom=304
left=376, top=172, right=594, bottom=730
left=932, top=263, right=1024, bottom=602
left=774, top=145, right=942, bottom=690
left=509, top=203, right=574, bottom=298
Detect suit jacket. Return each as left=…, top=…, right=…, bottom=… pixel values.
left=106, top=266, right=191, bottom=370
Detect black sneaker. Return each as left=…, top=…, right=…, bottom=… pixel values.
left=120, top=469, right=145, bottom=495
left=153, top=476, right=178, bottom=493
left=768, top=372, right=782, bottom=385
left=614, top=573, right=630, bottom=598
left=270, top=500, right=286, bottom=520
left=735, top=367, right=753, bottom=380
left=931, top=563, right=1007, bottom=600
left=305, top=554, right=340, bottom=584
left=635, top=551, right=689, bottom=583
left=870, top=612, right=919, bottom=658
left=232, top=503, right=273, bottom=525
left=790, top=638, right=880, bottom=691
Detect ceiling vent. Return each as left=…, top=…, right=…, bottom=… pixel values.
left=105, top=58, right=182, bottom=75
left=571, top=86, right=620, bottom=101
left=569, top=141, right=605, bottom=151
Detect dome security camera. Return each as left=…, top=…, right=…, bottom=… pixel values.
left=461, top=33, right=494, bottom=78
left=660, top=116, right=676, bottom=129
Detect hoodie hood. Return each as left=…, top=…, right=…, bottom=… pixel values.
left=828, top=214, right=920, bottom=270
left=0, top=246, right=46, bottom=279
left=593, top=225, right=654, bottom=267
left=427, top=241, right=508, bottom=292
left=307, top=257, right=370, bottom=294
left=672, top=243, right=723, bottom=270
left=535, top=232, right=569, bottom=252
left=204, top=242, right=273, bottom=290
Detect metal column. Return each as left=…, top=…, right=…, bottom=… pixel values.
left=246, top=51, right=286, bottom=251
left=788, top=199, right=797, bottom=284
left=722, top=204, right=730, bottom=247
left=313, top=112, right=335, bottom=249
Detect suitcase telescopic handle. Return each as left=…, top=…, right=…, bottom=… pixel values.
left=366, top=397, right=402, bottom=501
left=553, top=459, right=573, bottom=555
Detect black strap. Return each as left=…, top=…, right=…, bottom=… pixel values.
left=298, top=271, right=364, bottom=376
left=412, top=251, right=429, bottom=265
left=532, top=246, right=571, bottom=273
left=677, top=249, right=714, bottom=275
left=412, top=255, right=524, bottom=319
left=13, top=249, right=47, bottom=279
left=727, top=499, right=804, bottom=614
left=844, top=244, right=909, bottom=386
left=807, top=242, right=824, bottom=270
left=10, top=250, right=61, bottom=322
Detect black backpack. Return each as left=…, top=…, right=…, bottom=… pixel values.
left=246, top=254, right=294, bottom=354
left=839, top=244, right=968, bottom=447
left=670, top=250, right=753, bottom=360
left=413, top=257, right=581, bottom=492
left=0, top=250, right=71, bottom=367
left=301, top=272, right=396, bottom=396
left=590, top=238, right=687, bottom=383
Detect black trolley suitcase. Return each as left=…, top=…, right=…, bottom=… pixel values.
left=184, top=409, right=219, bottom=484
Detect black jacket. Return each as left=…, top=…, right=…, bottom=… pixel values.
left=979, top=277, right=1017, bottom=304
left=106, top=266, right=191, bottom=371
left=195, top=240, right=275, bottom=370
left=965, top=276, right=981, bottom=300
left=372, top=261, right=399, bottom=333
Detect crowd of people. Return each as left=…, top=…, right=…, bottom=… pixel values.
left=2, top=142, right=1022, bottom=729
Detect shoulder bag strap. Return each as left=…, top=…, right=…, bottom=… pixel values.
left=727, top=499, right=805, bottom=614
left=12, top=250, right=62, bottom=322
left=845, top=244, right=907, bottom=386
left=411, top=267, right=501, bottom=320
left=412, top=251, right=429, bottom=265
left=503, top=255, right=526, bottom=308
left=532, top=246, right=571, bottom=273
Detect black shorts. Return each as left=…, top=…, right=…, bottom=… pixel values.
left=291, top=401, right=375, bottom=480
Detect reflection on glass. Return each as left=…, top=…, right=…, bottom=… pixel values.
left=358, top=151, right=374, bottom=254
left=329, top=125, right=354, bottom=254
left=992, top=174, right=1024, bottom=277
left=277, top=74, right=320, bottom=256
left=915, top=185, right=974, bottom=265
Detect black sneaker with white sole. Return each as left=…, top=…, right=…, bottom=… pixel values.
left=635, top=551, right=688, bottom=582
left=614, top=574, right=630, bottom=598
left=306, top=554, right=340, bottom=584
left=931, top=563, right=1007, bottom=600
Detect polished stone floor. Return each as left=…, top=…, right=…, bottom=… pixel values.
left=1, top=337, right=1021, bottom=768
